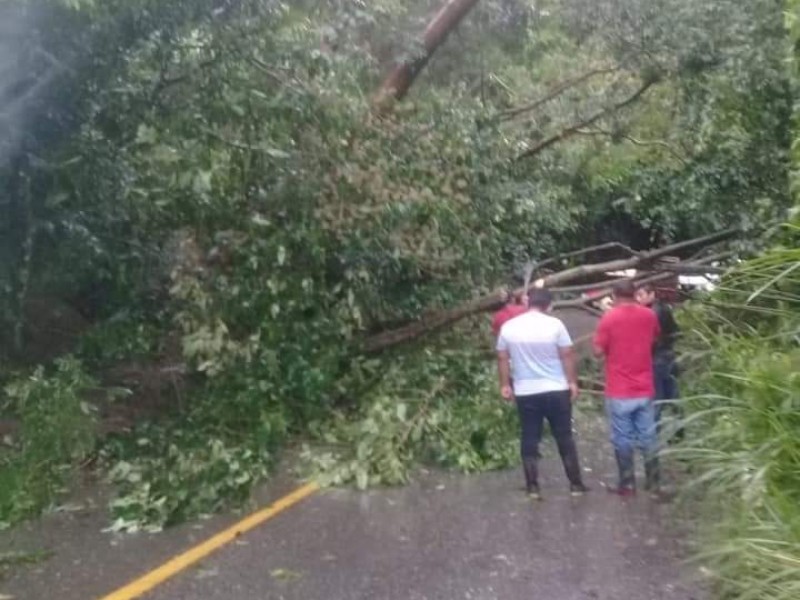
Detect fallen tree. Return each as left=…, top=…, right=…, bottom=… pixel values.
left=363, top=228, right=737, bottom=353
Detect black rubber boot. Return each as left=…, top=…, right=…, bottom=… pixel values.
left=555, top=436, right=586, bottom=490
left=522, top=457, right=541, bottom=500
left=608, top=448, right=636, bottom=496
left=644, top=455, right=661, bottom=492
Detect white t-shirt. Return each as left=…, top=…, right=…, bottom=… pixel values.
left=496, top=311, right=572, bottom=396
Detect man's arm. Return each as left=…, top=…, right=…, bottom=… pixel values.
left=497, top=350, right=513, bottom=400
left=558, top=345, right=579, bottom=400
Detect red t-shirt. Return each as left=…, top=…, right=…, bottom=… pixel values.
left=594, top=303, right=660, bottom=399
left=492, top=305, right=528, bottom=336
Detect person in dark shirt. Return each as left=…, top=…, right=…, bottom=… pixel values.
left=636, top=283, right=681, bottom=435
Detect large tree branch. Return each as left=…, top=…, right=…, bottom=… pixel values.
left=496, top=66, right=618, bottom=121
left=550, top=278, right=630, bottom=294
left=362, top=228, right=736, bottom=353
left=575, top=127, right=688, bottom=163
left=532, top=241, right=641, bottom=273
left=532, top=229, right=734, bottom=288
left=515, top=77, right=658, bottom=161
left=372, top=0, right=481, bottom=112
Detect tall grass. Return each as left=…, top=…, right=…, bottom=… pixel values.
left=676, top=238, right=800, bottom=599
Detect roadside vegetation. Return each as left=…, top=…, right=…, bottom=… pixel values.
left=0, top=1, right=798, bottom=596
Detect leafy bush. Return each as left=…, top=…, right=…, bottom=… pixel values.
left=76, top=313, right=164, bottom=368
left=102, top=370, right=292, bottom=531
left=0, top=358, right=96, bottom=526
left=302, top=341, right=519, bottom=489
left=106, top=429, right=272, bottom=533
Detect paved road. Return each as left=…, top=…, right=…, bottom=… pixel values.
left=1, top=411, right=704, bottom=600
left=0, top=416, right=703, bottom=600
left=0, top=472, right=300, bottom=600
left=150, top=474, right=701, bottom=600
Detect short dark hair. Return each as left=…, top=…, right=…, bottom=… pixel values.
left=528, top=288, right=553, bottom=309
left=638, top=283, right=655, bottom=294
left=612, top=279, right=636, bottom=299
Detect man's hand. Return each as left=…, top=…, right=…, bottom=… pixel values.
left=501, top=384, right=514, bottom=401
left=569, top=382, right=580, bottom=401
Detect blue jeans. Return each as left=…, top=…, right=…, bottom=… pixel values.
left=605, top=397, right=657, bottom=456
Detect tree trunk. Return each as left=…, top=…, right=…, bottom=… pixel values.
left=373, top=0, right=481, bottom=112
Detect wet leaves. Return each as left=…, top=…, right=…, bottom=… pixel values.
left=270, top=568, right=303, bottom=582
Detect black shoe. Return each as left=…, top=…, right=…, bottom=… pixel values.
left=570, top=483, right=590, bottom=496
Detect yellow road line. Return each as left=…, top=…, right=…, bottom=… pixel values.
left=99, top=481, right=320, bottom=600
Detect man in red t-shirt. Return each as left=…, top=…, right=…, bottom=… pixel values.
left=491, top=289, right=528, bottom=337
left=593, top=279, right=661, bottom=496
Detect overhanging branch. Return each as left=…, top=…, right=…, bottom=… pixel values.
left=515, top=77, right=658, bottom=161
left=575, top=127, right=688, bottom=163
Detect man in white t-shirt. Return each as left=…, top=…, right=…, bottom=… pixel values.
left=496, top=288, right=589, bottom=500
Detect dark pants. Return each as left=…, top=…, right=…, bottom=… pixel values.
left=516, top=390, right=583, bottom=489
left=653, top=358, right=683, bottom=440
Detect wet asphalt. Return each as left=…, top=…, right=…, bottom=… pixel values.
left=0, top=409, right=705, bottom=600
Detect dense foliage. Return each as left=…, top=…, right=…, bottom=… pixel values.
left=677, top=239, right=800, bottom=600
left=663, top=5, right=800, bottom=598
left=0, top=0, right=794, bottom=535
left=0, top=358, right=95, bottom=526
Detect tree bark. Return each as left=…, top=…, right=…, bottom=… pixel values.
left=362, top=228, right=737, bottom=353
left=372, top=0, right=481, bottom=112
